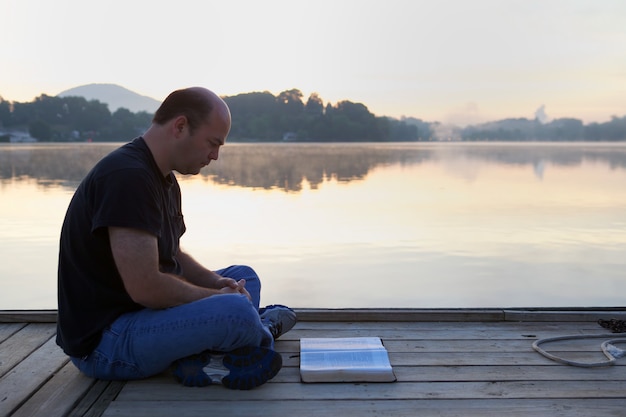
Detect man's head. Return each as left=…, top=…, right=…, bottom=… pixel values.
left=146, top=87, right=231, bottom=175
left=153, top=87, right=227, bottom=135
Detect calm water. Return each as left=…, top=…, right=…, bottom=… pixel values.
left=1, top=142, right=625, bottom=309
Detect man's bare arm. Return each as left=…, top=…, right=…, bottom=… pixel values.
left=109, top=227, right=237, bottom=309
left=176, top=248, right=251, bottom=299
left=176, top=249, right=225, bottom=288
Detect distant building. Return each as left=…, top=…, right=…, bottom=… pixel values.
left=0, top=129, right=37, bottom=143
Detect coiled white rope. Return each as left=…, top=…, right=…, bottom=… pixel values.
left=532, top=334, right=626, bottom=367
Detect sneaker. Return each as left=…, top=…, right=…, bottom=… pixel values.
left=173, top=346, right=282, bottom=390
left=259, top=304, right=297, bottom=340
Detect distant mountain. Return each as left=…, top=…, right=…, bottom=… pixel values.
left=57, top=83, right=160, bottom=114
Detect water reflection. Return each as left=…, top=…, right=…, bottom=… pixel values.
left=2, top=142, right=626, bottom=309
left=2, top=142, right=625, bottom=192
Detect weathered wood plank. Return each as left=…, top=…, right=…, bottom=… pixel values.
left=281, top=351, right=625, bottom=367
left=2, top=308, right=624, bottom=323
left=282, top=327, right=614, bottom=341
left=0, top=323, right=25, bottom=344
left=66, top=380, right=116, bottom=417
left=278, top=337, right=625, bottom=353
left=0, top=336, right=70, bottom=417
left=294, top=308, right=505, bottom=322
left=102, top=399, right=626, bottom=417
left=291, top=320, right=608, bottom=331
left=81, top=381, right=125, bottom=417
left=67, top=380, right=125, bottom=417
left=116, top=379, right=626, bottom=401
left=296, top=308, right=626, bottom=322
left=270, top=364, right=626, bottom=383
left=393, top=364, right=626, bottom=381
left=505, top=309, right=626, bottom=322
left=0, top=310, right=57, bottom=323
left=10, top=361, right=96, bottom=417
left=0, top=323, right=57, bottom=378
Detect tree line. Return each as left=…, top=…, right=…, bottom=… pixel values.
left=1, top=89, right=624, bottom=142
left=0, top=89, right=428, bottom=142
left=448, top=116, right=626, bottom=142
left=0, top=95, right=153, bottom=142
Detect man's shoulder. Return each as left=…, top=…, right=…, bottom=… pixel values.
left=93, top=138, right=152, bottom=176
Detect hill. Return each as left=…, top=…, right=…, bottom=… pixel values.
left=57, top=83, right=160, bottom=114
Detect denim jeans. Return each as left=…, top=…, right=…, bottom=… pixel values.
left=70, top=265, right=275, bottom=380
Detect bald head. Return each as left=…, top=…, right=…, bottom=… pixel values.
left=153, top=87, right=231, bottom=134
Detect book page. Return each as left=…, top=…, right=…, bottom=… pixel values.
left=300, top=349, right=393, bottom=371
left=300, top=337, right=386, bottom=352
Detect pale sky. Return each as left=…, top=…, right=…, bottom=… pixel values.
left=1, top=0, right=625, bottom=125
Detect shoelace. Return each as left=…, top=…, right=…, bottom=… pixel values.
left=598, top=318, right=626, bottom=333
left=268, top=322, right=282, bottom=339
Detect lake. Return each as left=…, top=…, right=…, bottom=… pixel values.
left=1, top=141, right=625, bottom=310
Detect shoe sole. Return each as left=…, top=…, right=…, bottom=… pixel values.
left=173, top=351, right=214, bottom=387
left=173, top=346, right=282, bottom=390
left=222, top=346, right=283, bottom=390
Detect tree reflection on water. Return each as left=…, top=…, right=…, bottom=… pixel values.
left=1, top=142, right=625, bottom=192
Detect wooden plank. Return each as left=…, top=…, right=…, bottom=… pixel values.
left=280, top=351, right=625, bottom=367
left=298, top=308, right=625, bottom=322
left=102, top=399, right=626, bottom=417
left=270, top=364, right=626, bottom=383
left=82, top=381, right=125, bottom=417
left=0, top=323, right=57, bottom=377
left=278, top=337, right=625, bottom=353
left=0, top=309, right=507, bottom=323
left=505, top=309, right=626, bottom=322
left=281, top=327, right=614, bottom=341
left=2, top=308, right=624, bottom=323
left=68, top=380, right=125, bottom=417
left=10, top=361, right=96, bottom=417
left=291, top=320, right=607, bottom=331
left=0, top=323, right=25, bottom=344
left=116, top=379, right=626, bottom=401
left=392, top=364, right=626, bottom=381
left=66, top=380, right=115, bottom=417
left=0, top=336, right=70, bottom=417
left=0, top=310, right=57, bottom=323
left=295, top=308, right=505, bottom=322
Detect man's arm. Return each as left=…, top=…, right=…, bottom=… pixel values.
left=109, top=227, right=242, bottom=309
left=176, top=249, right=233, bottom=288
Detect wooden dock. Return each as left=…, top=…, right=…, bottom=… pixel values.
left=2, top=309, right=626, bottom=417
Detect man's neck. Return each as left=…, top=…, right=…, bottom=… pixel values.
left=142, top=125, right=172, bottom=177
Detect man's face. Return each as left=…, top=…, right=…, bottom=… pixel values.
left=174, top=111, right=230, bottom=175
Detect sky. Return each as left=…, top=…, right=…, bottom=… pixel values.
left=1, top=0, right=625, bottom=126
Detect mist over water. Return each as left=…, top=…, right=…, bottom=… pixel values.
left=2, top=142, right=626, bottom=309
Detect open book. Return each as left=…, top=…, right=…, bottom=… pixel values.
left=300, top=337, right=396, bottom=383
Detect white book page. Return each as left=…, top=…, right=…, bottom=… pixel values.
left=300, top=349, right=393, bottom=371
left=300, top=337, right=386, bottom=352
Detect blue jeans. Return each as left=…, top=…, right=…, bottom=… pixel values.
left=71, top=265, right=275, bottom=380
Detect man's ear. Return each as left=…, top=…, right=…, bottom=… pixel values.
left=173, top=116, right=188, bottom=136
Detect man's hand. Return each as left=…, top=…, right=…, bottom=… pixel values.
left=217, top=278, right=251, bottom=300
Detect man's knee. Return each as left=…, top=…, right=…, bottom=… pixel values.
left=219, top=265, right=259, bottom=281
left=207, top=294, right=258, bottom=321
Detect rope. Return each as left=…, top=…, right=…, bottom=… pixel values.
left=532, top=334, right=626, bottom=367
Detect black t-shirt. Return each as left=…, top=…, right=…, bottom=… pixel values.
left=56, top=137, right=186, bottom=357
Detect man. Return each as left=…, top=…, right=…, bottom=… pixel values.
left=57, top=87, right=296, bottom=390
